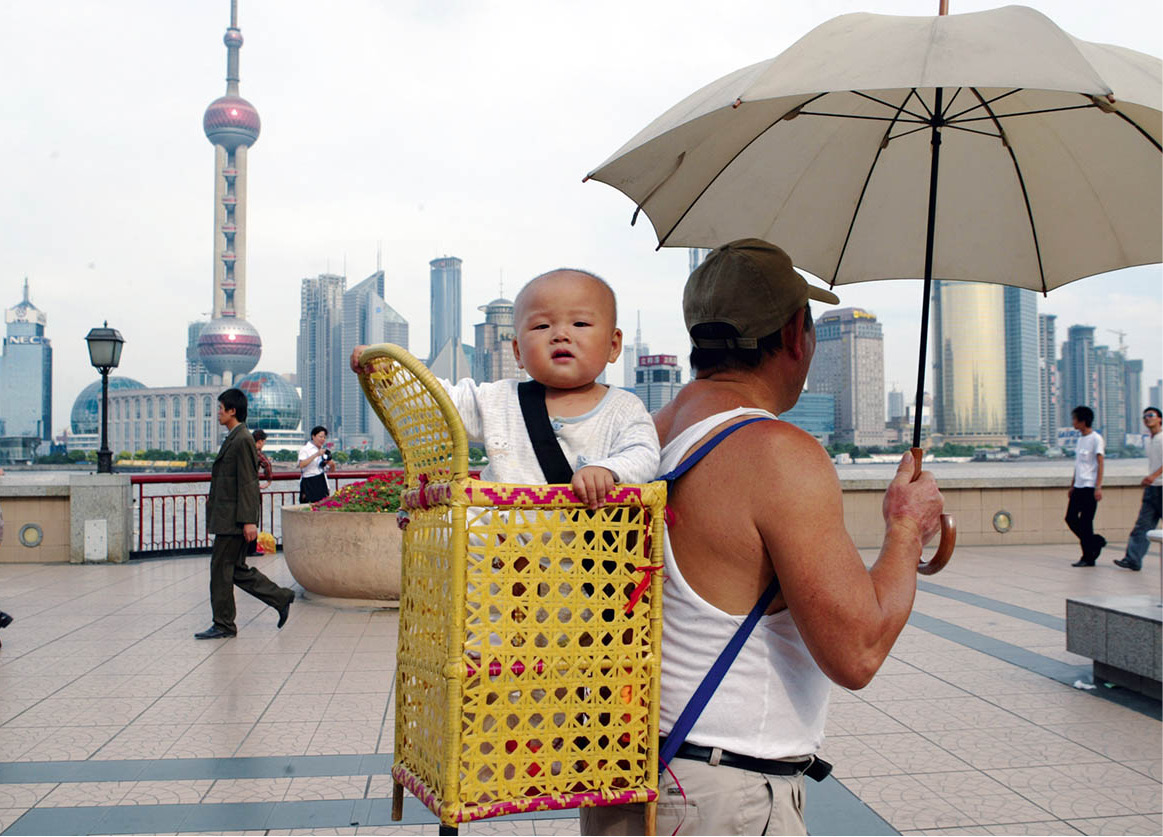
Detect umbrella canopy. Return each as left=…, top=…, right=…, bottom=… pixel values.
left=586, top=5, right=1161, bottom=294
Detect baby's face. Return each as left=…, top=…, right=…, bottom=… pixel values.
left=512, top=272, right=622, bottom=393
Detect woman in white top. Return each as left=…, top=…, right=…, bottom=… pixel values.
left=297, top=425, right=335, bottom=503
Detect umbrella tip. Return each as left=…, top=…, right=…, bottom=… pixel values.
left=582, top=174, right=591, bottom=183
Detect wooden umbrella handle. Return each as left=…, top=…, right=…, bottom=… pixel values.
left=911, top=447, right=955, bottom=575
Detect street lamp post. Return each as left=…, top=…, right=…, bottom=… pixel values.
left=84, top=322, right=125, bottom=474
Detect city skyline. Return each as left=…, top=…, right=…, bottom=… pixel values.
left=1, top=0, right=1159, bottom=439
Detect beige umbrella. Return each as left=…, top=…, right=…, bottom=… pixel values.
left=586, top=3, right=1162, bottom=573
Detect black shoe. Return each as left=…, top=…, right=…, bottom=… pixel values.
left=1094, top=535, right=1107, bottom=553
left=194, top=626, right=235, bottom=640
left=276, top=596, right=292, bottom=629
left=1113, top=558, right=1141, bottom=571
left=0, top=611, right=12, bottom=629
left=1071, top=559, right=1096, bottom=567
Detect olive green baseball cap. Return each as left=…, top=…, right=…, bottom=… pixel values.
left=684, top=238, right=839, bottom=348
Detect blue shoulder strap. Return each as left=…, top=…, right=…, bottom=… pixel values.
left=657, top=415, right=780, bottom=768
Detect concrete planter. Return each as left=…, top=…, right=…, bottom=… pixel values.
left=280, top=504, right=402, bottom=605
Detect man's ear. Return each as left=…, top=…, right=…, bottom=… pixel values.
left=607, top=328, right=623, bottom=363
left=783, top=309, right=808, bottom=361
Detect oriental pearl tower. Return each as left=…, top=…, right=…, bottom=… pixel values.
left=198, top=0, right=262, bottom=384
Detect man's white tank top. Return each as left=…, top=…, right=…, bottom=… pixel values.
left=659, top=406, right=831, bottom=759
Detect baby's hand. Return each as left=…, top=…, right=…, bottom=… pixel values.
left=572, top=466, right=616, bottom=510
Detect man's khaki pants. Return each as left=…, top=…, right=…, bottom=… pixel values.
left=580, top=756, right=806, bottom=836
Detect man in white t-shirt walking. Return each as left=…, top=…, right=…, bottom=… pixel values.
left=1114, top=406, right=1162, bottom=571
left=1067, top=405, right=1106, bottom=567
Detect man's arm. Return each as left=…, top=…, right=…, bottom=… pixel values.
left=1095, top=453, right=1104, bottom=501
left=756, top=435, right=943, bottom=690
left=236, top=435, right=261, bottom=542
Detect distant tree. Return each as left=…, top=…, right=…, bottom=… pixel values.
left=386, top=448, right=403, bottom=465
left=85, top=451, right=98, bottom=463
left=116, top=450, right=132, bottom=461
left=271, top=449, right=297, bottom=462
left=333, top=451, right=349, bottom=464
left=1021, top=442, right=1047, bottom=456
left=347, top=449, right=367, bottom=463
left=366, top=449, right=387, bottom=461
left=67, top=449, right=89, bottom=463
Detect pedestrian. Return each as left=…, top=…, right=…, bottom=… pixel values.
left=1114, top=406, right=1162, bottom=571
left=578, top=239, right=944, bottom=836
left=252, top=428, right=273, bottom=490
left=194, top=388, right=294, bottom=640
left=297, top=426, right=335, bottom=504
left=1067, top=405, right=1106, bottom=567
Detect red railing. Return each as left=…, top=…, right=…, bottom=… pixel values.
left=129, top=469, right=396, bottom=557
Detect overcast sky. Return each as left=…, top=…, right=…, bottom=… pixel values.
left=2, top=0, right=1160, bottom=437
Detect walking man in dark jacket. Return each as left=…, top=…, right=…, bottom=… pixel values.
left=195, top=388, right=293, bottom=639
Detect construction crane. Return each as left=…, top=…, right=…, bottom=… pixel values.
left=1107, top=328, right=1128, bottom=355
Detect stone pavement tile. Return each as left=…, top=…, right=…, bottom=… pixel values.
left=0, top=809, right=30, bottom=832
left=873, top=695, right=1026, bottom=733
left=15, top=724, right=121, bottom=761
left=284, top=775, right=369, bottom=801
left=337, top=669, right=395, bottom=694
left=121, top=779, right=214, bottom=805
left=979, top=823, right=1082, bottom=835
left=0, top=784, right=58, bottom=809
left=279, top=829, right=359, bottom=835
left=203, top=777, right=294, bottom=803
left=310, top=637, right=363, bottom=653
left=841, top=775, right=975, bottom=832
left=357, top=827, right=441, bottom=835
left=1064, top=814, right=1163, bottom=835
left=68, top=696, right=155, bottom=726
left=921, top=725, right=1106, bottom=771
left=365, top=774, right=398, bottom=798
left=1125, top=760, right=1162, bottom=782
left=986, top=690, right=1123, bottom=725
left=1096, top=784, right=1163, bottom=816
left=36, top=780, right=135, bottom=807
left=461, top=818, right=540, bottom=834
left=533, top=819, right=581, bottom=835
left=263, top=693, right=330, bottom=724
left=163, top=722, right=253, bottom=759
left=825, top=700, right=909, bottom=735
left=348, top=653, right=397, bottom=671
left=168, top=672, right=239, bottom=697
left=137, top=695, right=217, bottom=725
left=233, top=721, right=319, bottom=757
left=323, top=693, right=392, bottom=724
left=856, top=732, right=973, bottom=774
left=898, top=829, right=988, bottom=836
left=353, top=637, right=396, bottom=654
left=855, top=672, right=970, bottom=703
left=817, top=735, right=898, bottom=778
left=92, top=722, right=191, bottom=760
left=296, top=652, right=355, bottom=673
left=305, top=721, right=382, bottom=756
left=888, top=648, right=1013, bottom=674
left=123, top=673, right=192, bottom=697
left=280, top=671, right=346, bottom=695
left=936, top=668, right=1069, bottom=697
left=990, top=764, right=1151, bottom=819
left=2, top=697, right=89, bottom=727
left=198, top=693, right=276, bottom=724
left=374, top=729, right=396, bottom=754
left=1041, top=721, right=1163, bottom=762
left=51, top=674, right=130, bottom=699
left=1, top=674, right=74, bottom=701
left=232, top=653, right=304, bottom=675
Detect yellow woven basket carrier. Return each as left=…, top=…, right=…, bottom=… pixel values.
left=357, top=344, right=666, bottom=832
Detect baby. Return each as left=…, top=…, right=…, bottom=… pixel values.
left=351, top=268, right=660, bottom=503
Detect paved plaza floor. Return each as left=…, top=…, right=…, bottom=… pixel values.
left=0, top=541, right=1160, bottom=836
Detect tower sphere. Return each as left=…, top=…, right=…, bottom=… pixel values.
left=235, top=371, right=301, bottom=431
left=223, top=28, right=243, bottom=48
left=203, top=95, right=261, bottom=150
left=197, top=317, right=262, bottom=378
left=70, top=376, right=145, bottom=434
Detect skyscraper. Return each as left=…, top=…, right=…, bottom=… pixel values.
left=1060, top=325, right=1096, bottom=417
left=1004, top=287, right=1040, bottom=442
left=341, top=270, right=409, bottom=448
left=429, top=257, right=462, bottom=363
left=473, top=294, right=519, bottom=383
left=807, top=307, right=887, bottom=447
left=1037, top=314, right=1059, bottom=444
left=689, top=248, right=711, bottom=275
left=1150, top=380, right=1163, bottom=411
left=1094, top=345, right=1127, bottom=449
left=931, top=281, right=1007, bottom=445
left=186, top=321, right=213, bottom=386
left=297, top=273, right=346, bottom=432
left=0, top=279, right=52, bottom=441
left=1124, top=358, right=1143, bottom=439
left=197, top=0, right=262, bottom=384
left=887, top=389, right=905, bottom=422
left=623, top=313, right=650, bottom=389
left=634, top=354, right=682, bottom=413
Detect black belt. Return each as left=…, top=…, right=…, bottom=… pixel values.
left=659, top=737, right=832, bottom=782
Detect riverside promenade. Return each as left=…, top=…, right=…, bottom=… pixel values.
left=0, top=540, right=1159, bottom=835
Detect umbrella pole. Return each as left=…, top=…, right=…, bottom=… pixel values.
left=913, top=86, right=956, bottom=576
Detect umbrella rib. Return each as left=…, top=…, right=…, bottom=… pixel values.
left=830, top=91, right=918, bottom=286
left=885, top=124, right=933, bottom=143
left=969, top=88, right=1048, bottom=296
left=852, top=90, right=932, bottom=123
left=798, top=111, right=928, bottom=125
left=952, top=104, right=1096, bottom=124
left=654, top=92, right=829, bottom=249
left=943, top=124, right=1004, bottom=140
left=945, top=88, right=1022, bottom=123
left=1112, top=110, right=1163, bottom=152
